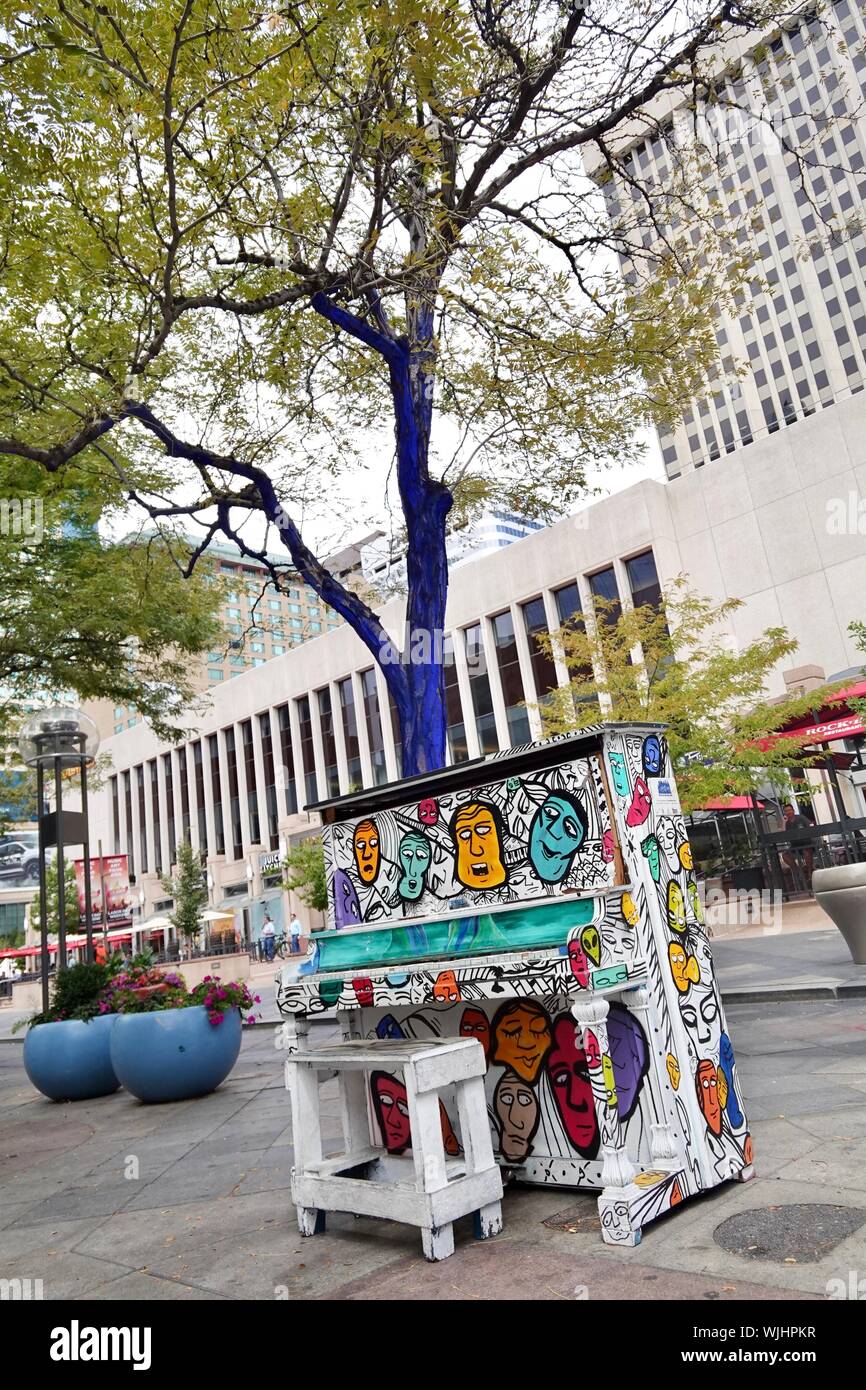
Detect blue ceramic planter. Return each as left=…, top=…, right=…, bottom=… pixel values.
left=23, top=1014, right=119, bottom=1101
left=110, top=1005, right=242, bottom=1102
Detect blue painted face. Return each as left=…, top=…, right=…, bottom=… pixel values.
left=642, top=735, right=663, bottom=777
left=398, top=831, right=431, bottom=901
left=529, top=794, right=587, bottom=884
left=333, top=868, right=361, bottom=928
left=609, top=752, right=629, bottom=797
left=641, top=834, right=661, bottom=882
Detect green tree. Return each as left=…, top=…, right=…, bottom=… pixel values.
left=0, top=0, right=801, bottom=773
left=283, top=838, right=328, bottom=917
left=534, top=581, right=843, bottom=813
left=31, top=856, right=80, bottom=938
left=161, top=839, right=208, bottom=948
left=0, top=465, right=224, bottom=739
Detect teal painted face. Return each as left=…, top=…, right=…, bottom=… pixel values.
left=609, top=752, right=629, bottom=797
left=641, top=834, right=661, bottom=882
left=398, top=831, right=431, bottom=901
left=529, top=793, right=587, bottom=884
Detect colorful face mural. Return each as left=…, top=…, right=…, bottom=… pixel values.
left=687, top=878, right=703, bottom=923
left=657, top=817, right=681, bottom=872
left=580, top=924, right=601, bottom=967
left=678, top=841, right=693, bottom=872
left=371, top=1071, right=411, bottom=1153
left=567, top=937, right=590, bottom=988
left=601, top=1053, right=617, bottom=1106
left=642, top=734, right=666, bottom=778
left=494, top=1071, right=540, bottom=1162
left=625, top=777, right=652, bottom=827
left=666, top=1053, right=681, bottom=1090
left=528, top=792, right=588, bottom=884
left=352, top=977, right=374, bottom=1007
left=375, top=1014, right=406, bottom=1041
left=433, top=969, right=460, bottom=1002
left=491, top=1000, right=552, bottom=1083
left=668, top=942, right=700, bottom=994
left=333, top=868, right=361, bottom=928
left=451, top=802, right=507, bottom=890
left=397, top=831, right=432, bottom=901
left=719, top=1031, right=744, bottom=1128
left=459, top=1006, right=491, bottom=1061
left=680, top=984, right=721, bottom=1051
left=621, top=892, right=639, bottom=928
left=606, top=1003, right=649, bottom=1121
left=353, top=819, right=380, bottom=885
left=641, top=834, right=661, bottom=882
left=667, top=880, right=686, bottom=933
left=696, top=1059, right=722, bottom=1136
left=546, top=1015, right=599, bottom=1157
left=602, top=829, right=615, bottom=863
left=418, top=797, right=438, bottom=826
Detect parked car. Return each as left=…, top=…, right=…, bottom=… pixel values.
left=0, top=837, right=41, bottom=881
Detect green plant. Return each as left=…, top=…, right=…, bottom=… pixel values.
left=96, top=967, right=260, bottom=1027
left=30, top=857, right=79, bottom=939
left=161, top=840, right=208, bottom=946
left=283, top=839, right=328, bottom=915
left=21, top=958, right=119, bottom=1028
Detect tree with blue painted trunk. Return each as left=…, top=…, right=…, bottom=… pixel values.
left=0, top=1, right=799, bottom=775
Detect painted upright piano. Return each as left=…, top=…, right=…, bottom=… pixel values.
left=276, top=723, right=753, bottom=1245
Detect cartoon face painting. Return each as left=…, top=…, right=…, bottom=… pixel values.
left=433, top=969, right=460, bottom=1003
left=418, top=797, right=438, bottom=826
left=666, top=1053, right=681, bottom=1090
left=607, top=1003, right=649, bottom=1120
left=642, top=734, right=665, bottom=778
left=371, top=1071, right=411, bottom=1153
left=626, top=777, right=652, bottom=827
left=608, top=751, right=630, bottom=797
left=621, top=892, right=639, bottom=928
left=546, top=1015, right=599, bottom=1157
left=397, top=830, right=431, bottom=901
left=678, top=841, right=693, bottom=871
left=459, top=1007, right=491, bottom=1061
left=719, top=1031, right=744, bottom=1128
left=688, top=878, right=703, bottom=924
left=528, top=792, right=588, bottom=884
left=352, top=977, right=374, bottom=1007
left=696, top=1059, right=722, bottom=1136
left=680, top=984, right=721, bottom=1051
left=641, top=834, right=662, bottom=882
left=451, top=802, right=507, bottom=890
left=657, top=817, right=681, bottom=872
left=567, top=936, right=589, bottom=988
left=491, top=1000, right=552, bottom=1083
left=580, top=924, right=601, bottom=966
left=333, top=868, right=361, bottom=928
left=494, top=1071, right=540, bottom=1162
left=668, top=941, right=700, bottom=994
left=667, top=880, right=686, bottom=933
left=353, top=819, right=380, bottom=885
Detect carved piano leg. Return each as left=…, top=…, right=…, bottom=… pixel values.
left=571, top=996, right=641, bottom=1247
left=628, top=986, right=679, bottom=1165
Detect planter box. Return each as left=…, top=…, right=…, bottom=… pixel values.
left=24, top=1015, right=119, bottom=1102
left=110, top=1004, right=242, bottom=1102
left=813, top=864, right=866, bottom=965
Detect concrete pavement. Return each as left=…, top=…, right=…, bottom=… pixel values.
left=2, top=994, right=866, bottom=1300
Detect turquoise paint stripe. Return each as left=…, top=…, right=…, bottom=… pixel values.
left=316, top=897, right=597, bottom=971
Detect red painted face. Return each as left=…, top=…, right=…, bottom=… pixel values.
left=459, top=1007, right=491, bottom=1061
left=352, top=977, right=374, bottom=1008
left=567, top=938, right=589, bottom=989
left=696, top=1060, right=722, bottom=1136
left=584, top=1028, right=601, bottom=1070
left=546, top=1017, right=598, bottom=1157
left=602, top=829, right=615, bottom=863
left=418, top=798, right=438, bottom=826
left=625, top=777, right=652, bottom=827
left=372, top=1073, right=411, bottom=1153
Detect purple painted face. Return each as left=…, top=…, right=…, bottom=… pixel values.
left=606, top=1004, right=649, bottom=1122
left=333, top=868, right=361, bottom=928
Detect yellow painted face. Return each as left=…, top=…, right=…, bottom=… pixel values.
left=688, top=879, right=704, bottom=924
left=678, top=841, right=693, bottom=871
left=602, top=1053, right=617, bottom=1107
left=353, top=819, right=380, bottom=884
left=717, top=1067, right=729, bottom=1110
left=453, top=803, right=506, bottom=889
left=634, top=1170, right=667, bottom=1187
left=667, top=880, right=686, bottom=933
left=666, top=1053, right=681, bottom=1090
left=668, top=942, right=700, bottom=994
left=621, top=892, right=639, bottom=928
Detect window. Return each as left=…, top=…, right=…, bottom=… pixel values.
left=251, top=642, right=264, bottom=653
left=625, top=550, right=663, bottom=611
left=338, top=677, right=362, bottom=787
left=149, top=760, right=162, bottom=875
left=123, top=772, right=135, bottom=875
left=163, top=754, right=176, bottom=867
left=464, top=623, right=498, bottom=754
left=241, top=720, right=261, bottom=844
left=553, top=580, right=594, bottom=702
left=208, top=669, right=224, bottom=682
left=296, top=695, right=318, bottom=805
left=136, top=765, right=148, bottom=874
left=492, top=610, right=530, bottom=744
left=521, top=597, right=558, bottom=702
left=273, top=645, right=285, bottom=656
left=443, top=634, right=468, bottom=763
left=224, top=728, right=244, bottom=860
left=259, top=712, right=279, bottom=850
left=192, top=741, right=207, bottom=857
left=317, top=687, right=341, bottom=797
left=276, top=705, right=298, bottom=815
left=208, top=734, right=225, bottom=856
left=110, top=776, right=120, bottom=854
left=588, top=566, right=621, bottom=625
left=361, top=669, right=388, bottom=785
left=268, top=600, right=281, bottom=612
left=387, top=688, right=403, bottom=778
left=178, top=748, right=191, bottom=844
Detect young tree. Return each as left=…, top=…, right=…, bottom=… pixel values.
left=283, top=837, right=328, bottom=918
left=161, top=839, right=208, bottom=950
left=534, top=581, right=842, bottom=812
left=31, top=856, right=80, bottom=938
left=0, top=0, right=807, bottom=773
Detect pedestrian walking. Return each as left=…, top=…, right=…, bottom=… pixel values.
left=260, top=913, right=276, bottom=962
left=290, top=914, right=303, bottom=955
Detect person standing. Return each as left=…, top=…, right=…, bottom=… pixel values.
left=781, top=803, right=814, bottom=885
left=260, top=913, right=276, bottom=962
left=290, top=914, right=303, bottom=955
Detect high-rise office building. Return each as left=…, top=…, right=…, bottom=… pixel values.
left=589, top=0, right=866, bottom=480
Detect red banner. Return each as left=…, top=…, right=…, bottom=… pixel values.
left=74, top=855, right=132, bottom=929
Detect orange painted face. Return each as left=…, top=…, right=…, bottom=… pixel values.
left=492, top=1002, right=552, bottom=1083
left=433, top=969, right=460, bottom=1003
left=696, top=1059, right=722, bottom=1135
left=353, top=819, right=380, bottom=884
left=452, top=802, right=506, bottom=890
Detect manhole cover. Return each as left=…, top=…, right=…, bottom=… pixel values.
left=543, top=1204, right=601, bottom=1234
left=714, top=1204, right=866, bottom=1263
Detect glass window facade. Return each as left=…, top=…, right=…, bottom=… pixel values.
left=492, top=610, right=530, bottom=744
left=276, top=705, right=298, bottom=815
left=241, top=720, right=261, bottom=844
left=521, top=596, right=558, bottom=702
left=464, top=623, right=498, bottom=754
left=296, top=695, right=318, bottom=805
left=224, top=728, right=244, bottom=860
left=317, top=687, right=341, bottom=798
left=443, top=634, right=468, bottom=763
left=259, top=712, right=279, bottom=850
left=208, top=734, right=225, bottom=856
left=338, top=677, right=362, bottom=788
left=361, top=669, right=388, bottom=785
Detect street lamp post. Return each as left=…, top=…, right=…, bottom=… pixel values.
left=19, top=707, right=100, bottom=1014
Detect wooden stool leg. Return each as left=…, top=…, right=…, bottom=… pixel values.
left=288, top=1060, right=325, bottom=1237
left=298, top=1207, right=326, bottom=1236
left=422, top=1223, right=455, bottom=1261
left=473, top=1201, right=503, bottom=1240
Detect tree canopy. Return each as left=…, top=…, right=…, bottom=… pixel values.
left=0, top=0, right=806, bottom=771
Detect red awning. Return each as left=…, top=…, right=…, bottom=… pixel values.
left=700, top=796, right=765, bottom=811
left=763, top=712, right=866, bottom=747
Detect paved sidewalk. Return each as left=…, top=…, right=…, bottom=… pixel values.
left=2, top=997, right=866, bottom=1300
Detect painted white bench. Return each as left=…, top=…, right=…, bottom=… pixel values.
left=285, top=1036, right=504, bottom=1261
